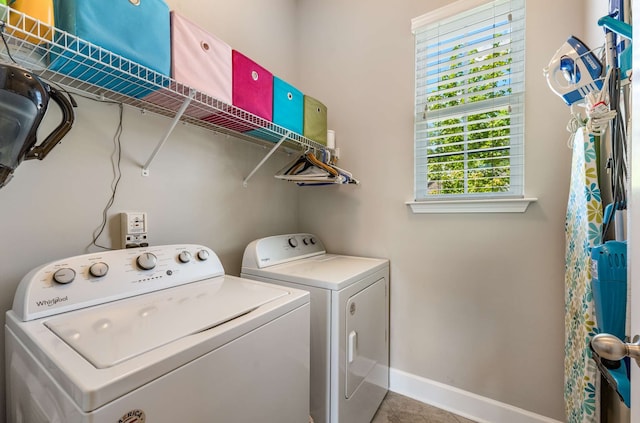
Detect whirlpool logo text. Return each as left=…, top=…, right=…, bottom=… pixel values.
left=35, top=296, right=69, bottom=308
left=118, top=409, right=146, bottom=423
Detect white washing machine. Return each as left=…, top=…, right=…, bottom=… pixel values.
left=241, top=233, right=389, bottom=423
left=6, top=244, right=310, bottom=423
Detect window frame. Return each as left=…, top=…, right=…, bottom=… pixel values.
left=408, top=0, right=536, bottom=213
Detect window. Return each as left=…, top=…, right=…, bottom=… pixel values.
left=411, top=0, right=530, bottom=212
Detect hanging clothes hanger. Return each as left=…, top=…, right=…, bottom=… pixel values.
left=275, top=151, right=333, bottom=182
left=275, top=150, right=358, bottom=185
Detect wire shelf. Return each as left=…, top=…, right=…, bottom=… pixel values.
left=0, top=5, right=327, bottom=166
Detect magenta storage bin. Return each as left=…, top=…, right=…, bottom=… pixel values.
left=170, top=11, right=232, bottom=104
left=231, top=50, right=273, bottom=121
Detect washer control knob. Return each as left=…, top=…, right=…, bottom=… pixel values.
left=197, top=249, right=210, bottom=261
left=53, top=268, right=76, bottom=284
left=178, top=251, right=192, bottom=263
left=89, top=262, right=109, bottom=277
left=288, top=237, right=298, bottom=248
left=309, top=237, right=316, bottom=245
left=136, top=252, right=157, bottom=270
left=303, top=237, right=310, bottom=245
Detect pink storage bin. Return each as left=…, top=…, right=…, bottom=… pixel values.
left=171, top=11, right=232, bottom=104
left=231, top=50, right=273, bottom=121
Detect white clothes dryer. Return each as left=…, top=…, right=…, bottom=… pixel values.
left=6, top=244, right=310, bottom=423
left=241, top=234, right=389, bottom=423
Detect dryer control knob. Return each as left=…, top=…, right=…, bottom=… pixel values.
left=288, top=237, right=298, bottom=248
left=197, top=249, right=210, bottom=261
left=178, top=251, right=192, bottom=263
left=309, top=237, right=316, bottom=245
left=89, top=262, right=109, bottom=277
left=136, top=252, right=157, bottom=270
left=53, top=268, right=76, bottom=284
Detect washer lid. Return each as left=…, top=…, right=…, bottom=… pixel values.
left=44, top=276, right=287, bottom=369
left=244, top=254, right=388, bottom=290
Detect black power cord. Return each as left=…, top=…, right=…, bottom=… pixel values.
left=2, top=15, right=126, bottom=252
left=0, top=21, right=19, bottom=64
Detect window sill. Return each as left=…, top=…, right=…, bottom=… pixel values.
left=406, top=197, right=538, bottom=214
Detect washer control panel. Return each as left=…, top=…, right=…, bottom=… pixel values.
left=11, top=245, right=224, bottom=322
left=242, top=233, right=326, bottom=269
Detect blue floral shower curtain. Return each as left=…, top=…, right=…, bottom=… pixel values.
left=564, top=128, right=603, bottom=423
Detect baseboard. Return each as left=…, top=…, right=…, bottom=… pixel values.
left=389, top=368, right=563, bottom=423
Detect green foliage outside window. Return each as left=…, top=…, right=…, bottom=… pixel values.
left=425, top=40, right=512, bottom=195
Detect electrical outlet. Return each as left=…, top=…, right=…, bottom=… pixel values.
left=121, top=212, right=149, bottom=249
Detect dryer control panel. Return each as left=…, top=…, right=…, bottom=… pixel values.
left=11, top=244, right=224, bottom=321
left=242, top=233, right=326, bottom=268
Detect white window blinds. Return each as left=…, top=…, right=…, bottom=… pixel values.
left=412, top=0, right=526, bottom=201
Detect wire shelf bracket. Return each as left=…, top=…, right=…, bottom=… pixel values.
left=243, top=131, right=291, bottom=187
left=142, top=88, right=196, bottom=176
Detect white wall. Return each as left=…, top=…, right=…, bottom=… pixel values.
left=295, top=0, right=588, bottom=420
left=0, top=0, right=299, bottom=420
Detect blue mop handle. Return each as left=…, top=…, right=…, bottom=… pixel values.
left=604, top=202, right=627, bottom=225
left=604, top=203, right=615, bottom=226
left=598, top=16, right=632, bottom=40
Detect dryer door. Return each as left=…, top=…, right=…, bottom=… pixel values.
left=345, top=277, right=387, bottom=398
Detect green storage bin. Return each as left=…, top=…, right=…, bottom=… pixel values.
left=303, top=95, right=327, bottom=145
left=0, top=0, right=7, bottom=21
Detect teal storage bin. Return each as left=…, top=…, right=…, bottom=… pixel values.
left=50, top=0, right=171, bottom=98
left=273, top=77, right=303, bottom=134
left=247, top=77, right=303, bottom=142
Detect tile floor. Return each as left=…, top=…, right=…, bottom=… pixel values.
left=371, top=392, right=477, bottom=423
